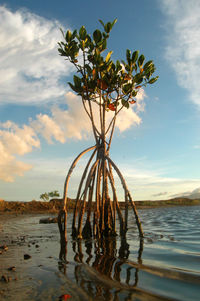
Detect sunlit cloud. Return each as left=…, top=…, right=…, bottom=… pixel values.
left=31, top=90, right=145, bottom=143
left=0, top=122, right=40, bottom=182
left=0, top=146, right=32, bottom=183
left=161, top=0, right=200, bottom=106
left=0, top=6, right=72, bottom=104
left=0, top=121, right=40, bottom=155
left=115, top=89, right=146, bottom=132
left=0, top=89, right=146, bottom=182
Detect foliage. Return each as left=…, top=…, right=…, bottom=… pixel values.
left=40, top=190, right=60, bottom=201
left=58, top=19, right=158, bottom=115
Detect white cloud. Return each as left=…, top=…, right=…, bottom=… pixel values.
left=0, top=6, right=72, bottom=104
left=31, top=114, right=66, bottom=144
left=115, top=89, right=146, bottom=132
left=31, top=90, right=145, bottom=143
left=0, top=121, right=40, bottom=154
left=30, top=92, right=91, bottom=142
left=0, top=122, right=40, bottom=182
left=161, top=0, right=200, bottom=106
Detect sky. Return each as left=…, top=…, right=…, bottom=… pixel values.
left=0, top=0, right=200, bottom=202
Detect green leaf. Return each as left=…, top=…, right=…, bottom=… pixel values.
left=132, top=51, right=139, bottom=63
left=144, top=60, right=153, bottom=71
left=148, top=76, right=159, bottom=84
left=106, top=60, right=114, bottom=72
left=101, top=39, right=107, bottom=51
left=73, top=75, right=82, bottom=88
left=121, top=99, right=129, bottom=108
left=79, top=26, right=87, bottom=40
left=103, top=32, right=109, bottom=39
left=68, top=41, right=79, bottom=58
left=138, top=54, right=145, bottom=67
left=116, top=60, right=122, bottom=72
left=97, top=38, right=107, bottom=52
left=131, top=90, right=137, bottom=97
left=104, top=22, right=112, bottom=33
left=80, top=40, right=85, bottom=50
left=105, top=51, right=113, bottom=63
left=99, top=19, right=105, bottom=28
left=60, top=28, right=65, bottom=38
left=134, top=73, right=143, bottom=84
left=122, top=83, right=132, bottom=94
left=93, top=29, right=102, bottom=44
left=58, top=48, right=66, bottom=56
left=125, top=64, right=130, bottom=72
left=72, top=30, right=77, bottom=38
left=68, top=82, right=79, bottom=93
left=66, top=30, right=72, bottom=42
left=126, top=49, right=131, bottom=64
left=111, top=18, right=117, bottom=28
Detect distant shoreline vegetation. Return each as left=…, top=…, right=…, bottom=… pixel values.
left=0, top=197, right=200, bottom=214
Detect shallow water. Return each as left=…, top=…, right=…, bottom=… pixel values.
left=0, top=205, right=200, bottom=300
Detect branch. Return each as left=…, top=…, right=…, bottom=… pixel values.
left=77, top=159, right=99, bottom=238
left=63, top=145, right=96, bottom=211
left=106, top=156, right=144, bottom=238
left=72, top=147, right=98, bottom=233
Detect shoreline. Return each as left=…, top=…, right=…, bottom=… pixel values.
left=0, top=197, right=200, bottom=214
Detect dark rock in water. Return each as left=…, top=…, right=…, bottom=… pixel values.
left=8, top=266, right=16, bottom=272
left=24, top=254, right=31, bottom=260
left=0, top=245, right=8, bottom=251
left=39, top=217, right=58, bottom=224
left=1, top=275, right=11, bottom=283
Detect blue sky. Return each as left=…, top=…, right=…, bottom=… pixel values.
left=0, top=0, right=200, bottom=201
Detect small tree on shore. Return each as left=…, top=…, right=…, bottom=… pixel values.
left=57, top=19, right=158, bottom=240
left=40, top=190, right=60, bottom=201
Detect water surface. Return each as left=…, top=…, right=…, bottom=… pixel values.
left=0, top=205, right=200, bottom=300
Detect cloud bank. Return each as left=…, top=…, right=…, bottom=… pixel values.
left=161, top=0, right=200, bottom=106
left=0, top=91, right=145, bottom=182
left=0, top=6, right=72, bottom=104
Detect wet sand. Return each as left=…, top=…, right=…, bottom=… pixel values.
left=0, top=214, right=60, bottom=300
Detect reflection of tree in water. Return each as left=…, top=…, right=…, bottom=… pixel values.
left=58, top=236, right=145, bottom=300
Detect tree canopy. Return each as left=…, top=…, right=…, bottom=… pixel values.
left=58, top=18, right=158, bottom=115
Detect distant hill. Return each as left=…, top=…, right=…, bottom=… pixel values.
left=171, top=188, right=200, bottom=200
left=134, top=197, right=200, bottom=208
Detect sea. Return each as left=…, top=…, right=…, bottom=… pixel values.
left=0, top=205, right=200, bottom=300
